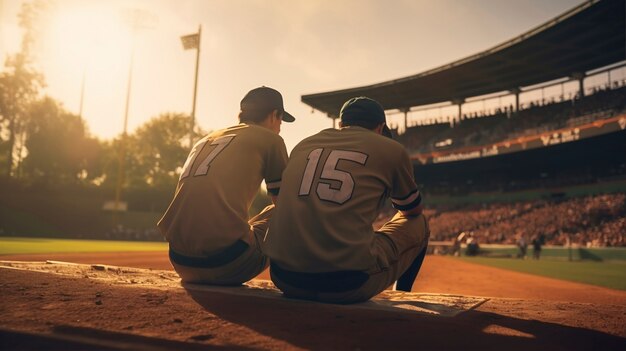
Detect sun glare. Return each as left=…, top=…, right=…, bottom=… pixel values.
left=48, top=3, right=132, bottom=66
left=42, top=2, right=143, bottom=135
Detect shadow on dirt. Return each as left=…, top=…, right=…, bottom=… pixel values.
left=186, top=288, right=624, bottom=351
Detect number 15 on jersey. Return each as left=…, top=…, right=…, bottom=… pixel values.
left=298, top=148, right=368, bottom=205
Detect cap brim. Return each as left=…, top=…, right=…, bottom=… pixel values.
left=282, top=111, right=296, bottom=123
left=382, top=125, right=393, bottom=139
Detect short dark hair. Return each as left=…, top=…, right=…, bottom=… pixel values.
left=238, top=108, right=277, bottom=124
left=341, top=119, right=382, bottom=130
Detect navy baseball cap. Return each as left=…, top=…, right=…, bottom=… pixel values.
left=340, top=96, right=392, bottom=138
left=240, top=86, right=295, bottom=122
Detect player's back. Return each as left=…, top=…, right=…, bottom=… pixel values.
left=159, top=123, right=287, bottom=256
left=266, top=126, right=409, bottom=273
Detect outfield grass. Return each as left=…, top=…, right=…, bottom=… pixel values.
left=477, top=245, right=626, bottom=261
left=0, top=237, right=168, bottom=255
left=456, top=256, right=626, bottom=291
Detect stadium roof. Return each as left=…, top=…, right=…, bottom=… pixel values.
left=301, top=0, right=626, bottom=117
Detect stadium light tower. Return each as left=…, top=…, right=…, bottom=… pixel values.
left=113, top=8, right=156, bottom=216
left=79, top=65, right=86, bottom=118
left=180, top=25, right=202, bottom=149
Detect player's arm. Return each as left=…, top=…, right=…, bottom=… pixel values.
left=390, top=148, right=423, bottom=217
left=264, top=135, right=289, bottom=206
left=391, top=190, right=423, bottom=217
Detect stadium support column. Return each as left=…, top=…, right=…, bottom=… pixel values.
left=452, top=98, right=464, bottom=125
left=510, top=88, right=521, bottom=113
left=401, top=108, right=410, bottom=131
left=571, top=72, right=585, bottom=98
left=328, top=113, right=337, bottom=128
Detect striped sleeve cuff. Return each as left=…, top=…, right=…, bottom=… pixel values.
left=266, top=180, right=281, bottom=196
left=391, top=190, right=422, bottom=211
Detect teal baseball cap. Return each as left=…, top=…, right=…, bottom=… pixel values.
left=340, top=96, right=392, bottom=138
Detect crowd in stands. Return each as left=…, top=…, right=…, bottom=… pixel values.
left=419, top=193, right=625, bottom=247
left=395, top=84, right=626, bottom=153
left=381, top=84, right=626, bottom=249
left=373, top=193, right=625, bottom=247
left=105, top=191, right=624, bottom=246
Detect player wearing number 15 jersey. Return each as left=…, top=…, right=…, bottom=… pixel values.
left=158, top=87, right=294, bottom=285
left=264, top=97, right=429, bottom=303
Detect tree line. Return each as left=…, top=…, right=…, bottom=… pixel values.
left=0, top=1, right=271, bottom=239
left=0, top=1, right=198, bottom=195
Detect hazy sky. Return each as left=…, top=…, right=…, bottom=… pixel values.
left=1, top=0, right=587, bottom=151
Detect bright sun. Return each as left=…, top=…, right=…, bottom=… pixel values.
left=47, top=2, right=133, bottom=67
left=42, top=1, right=147, bottom=134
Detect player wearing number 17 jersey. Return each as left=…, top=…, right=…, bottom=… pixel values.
left=264, top=96, right=429, bottom=304
left=158, top=87, right=294, bottom=285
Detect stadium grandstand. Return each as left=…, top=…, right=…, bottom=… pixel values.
left=303, top=0, right=626, bottom=247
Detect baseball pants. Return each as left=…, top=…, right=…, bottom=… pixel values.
left=171, top=205, right=273, bottom=285
left=271, top=211, right=430, bottom=304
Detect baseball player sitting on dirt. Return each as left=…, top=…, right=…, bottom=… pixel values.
left=158, top=86, right=294, bottom=285
left=264, top=96, right=430, bottom=304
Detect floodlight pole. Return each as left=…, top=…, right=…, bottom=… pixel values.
left=189, top=25, right=202, bottom=149
left=120, top=7, right=156, bottom=138
left=111, top=8, right=156, bottom=220
left=114, top=26, right=137, bottom=215
left=123, top=31, right=136, bottom=138
left=79, top=65, right=86, bottom=118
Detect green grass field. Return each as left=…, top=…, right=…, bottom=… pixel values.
left=0, top=237, right=167, bottom=255
left=456, top=256, right=626, bottom=291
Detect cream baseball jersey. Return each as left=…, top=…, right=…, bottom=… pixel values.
left=265, top=126, right=421, bottom=272
left=158, top=123, right=288, bottom=256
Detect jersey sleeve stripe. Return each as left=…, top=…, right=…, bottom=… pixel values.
left=392, top=192, right=422, bottom=211
left=391, top=189, right=419, bottom=206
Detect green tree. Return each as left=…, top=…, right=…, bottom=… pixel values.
left=21, top=97, right=104, bottom=184
left=124, top=112, right=200, bottom=191
left=0, top=55, right=44, bottom=177
left=96, top=139, right=121, bottom=190
left=0, top=1, right=47, bottom=177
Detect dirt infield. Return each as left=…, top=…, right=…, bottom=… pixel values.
left=1, top=253, right=625, bottom=350
left=2, top=252, right=625, bottom=304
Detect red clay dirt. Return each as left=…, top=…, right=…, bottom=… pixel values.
left=1, top=253, right=625, bottom=350
left=3, top=252, right=624, bottom=304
